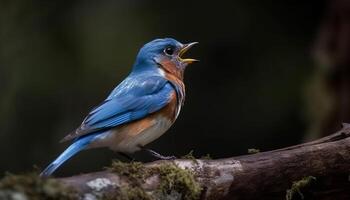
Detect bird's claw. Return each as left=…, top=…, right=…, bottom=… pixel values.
left=159, top=155, right=177, bottom=160
left=141, top=147, right=177, bottom=160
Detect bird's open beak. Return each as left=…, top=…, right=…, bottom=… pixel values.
left=179, top=42, right=199, bottom=64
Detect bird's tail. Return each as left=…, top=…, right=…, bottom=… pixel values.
left=40, top=133, right=99, bottom=177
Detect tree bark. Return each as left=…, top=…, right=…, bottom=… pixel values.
left=57, top=124, right=350, bottom=200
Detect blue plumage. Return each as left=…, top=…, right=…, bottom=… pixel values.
left=69, top=76, right=173, bottom=137
left=83, top=81, right=174, bottom=131
left=41, top=38, right=197, bottom=177
left=40, top=132, right=101, bottom=177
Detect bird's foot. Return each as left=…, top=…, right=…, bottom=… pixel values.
left=154, top=154, right=177, bottom=160
left=148, top=150, right=177, bottom=160
left=139, top=146, right=176, bottom=160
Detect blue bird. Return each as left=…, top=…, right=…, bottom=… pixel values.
left=40, top=38, right=198, bottom=177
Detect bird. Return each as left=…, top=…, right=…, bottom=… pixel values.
left=40, top=38, right=198, bottom=177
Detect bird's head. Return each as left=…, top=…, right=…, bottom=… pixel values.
left=133, top=38, right=198, bottom=79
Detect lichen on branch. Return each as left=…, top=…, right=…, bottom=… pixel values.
left=0, top=172, right=78, bottom=200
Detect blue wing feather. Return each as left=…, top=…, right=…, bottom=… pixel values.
left=86, top=85, right=172, bottom=129
left=62, top=75, right=173, bottom=141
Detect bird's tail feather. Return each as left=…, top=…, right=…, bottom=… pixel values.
left=40, top=133, right=99, bottom=177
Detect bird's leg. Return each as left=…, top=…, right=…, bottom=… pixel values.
left=118, top=152, right=134, bottom=161
left=138, top=145, right=176, bottom=160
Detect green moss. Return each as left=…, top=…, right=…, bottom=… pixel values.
left=106, top=161, right=152, bottom=200
left=181, top=150, right=196, bottom=160
left=247, top=148, right=260, bottom=154
left=286, top=176, right=316, bottom=200
left=182, top=151, right=212, bottom=160
left=108, top=161, right=148, bottom=184
left=103, top=186, right=152, bottom=200
left=154, top=163, right=202, bottom=200
left=107, top=161, right=202, bottom=200
left=120, top=187, right=151, bottom=200
left=0, top=172, right=78, bottom=200
left=181, top=150, right=199, bottom=165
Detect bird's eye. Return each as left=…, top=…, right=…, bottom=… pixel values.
left=164, top=47, right=174, bottom=56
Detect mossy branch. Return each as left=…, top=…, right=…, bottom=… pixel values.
left=34, top=124, right=350, bottom=200
left=1, top=125, right=350, bottom=199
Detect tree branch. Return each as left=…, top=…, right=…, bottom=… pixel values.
left=56, top=124, right=350, bottom=200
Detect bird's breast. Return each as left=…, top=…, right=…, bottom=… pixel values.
left=158, top=90, right=180, bottom=121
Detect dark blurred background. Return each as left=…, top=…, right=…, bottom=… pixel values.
left=1, top=0, right=343, bottom=176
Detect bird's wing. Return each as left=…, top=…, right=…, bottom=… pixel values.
left=61, top=76, right=173, bottom=142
